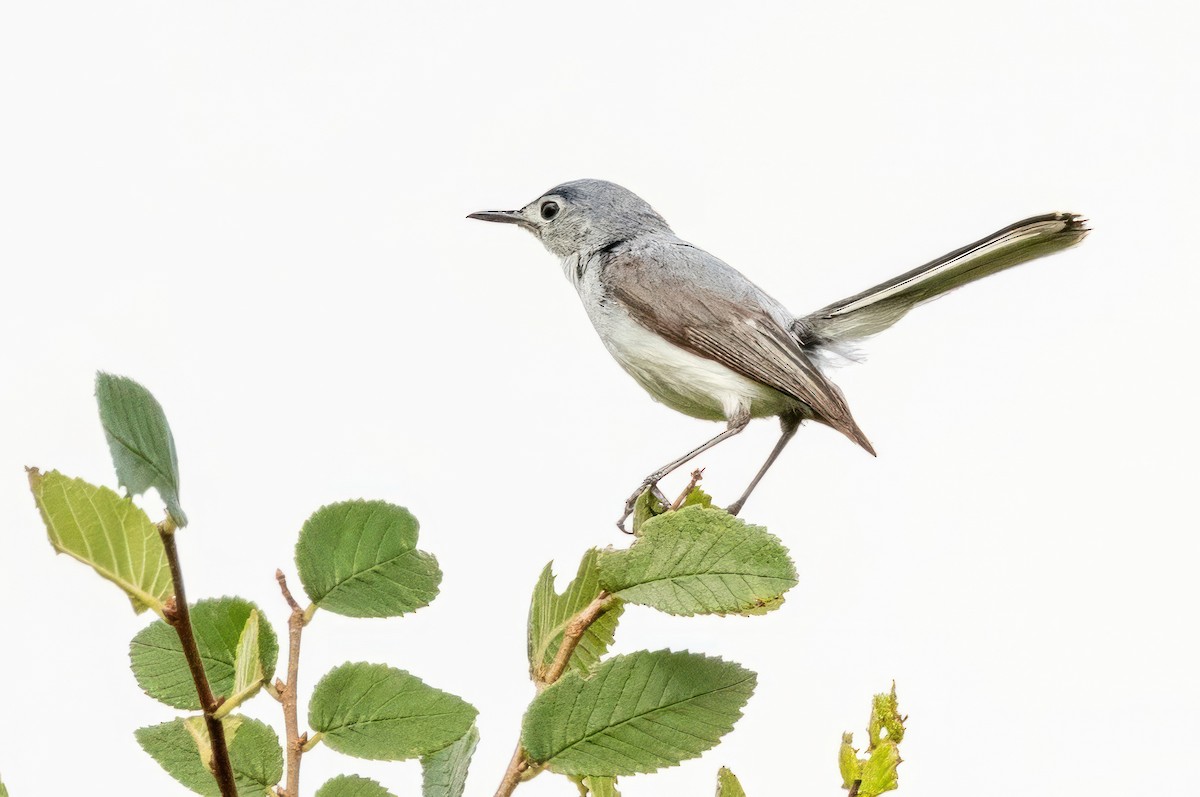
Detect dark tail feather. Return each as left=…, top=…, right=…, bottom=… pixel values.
left=798, top=213, right=1089, bottom=345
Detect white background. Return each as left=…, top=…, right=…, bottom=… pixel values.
left=1, top=2, right=1196, bottom=795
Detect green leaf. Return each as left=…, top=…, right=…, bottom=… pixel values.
left=130, top=597, right=279, bottom=710
left=598, top=506, right=798, bottom=616
left=182, top=715, right=242, bottom=775
left=583, top=776, right=620, bottom=797
left=421, top=724, right=479, bottom=797
left=232, top=609, right=264, bottom=699
left=528, top=550, right=623, bottom=680
left=309, top=662, right=478, bottom=761
left=95, top=372, right=187, bottom=526
left=859, top=742, right=902, bottom=797
left=521, top=649, right=756, bottom=776
left=680, top=486, right=714, bottom=509
left=630, top=487, right=667, bottom=535
left=868, top=686, right=906, bottom=747
left=28, top=468, right=173, bottom=614
left=295, top=500, right=442, bottom=618
left=0, top=774, right=8, bottom=797
left=716, top=767, right=746, bottom=797
left=631, top=485, right=711, bottom=535
left=316, top=775, right=398, bottom=797
left=136, top=715, right=282, bottom=796
left=838, top=733, right=862, bottom=790
left=841, top=686, right=905, bottom=797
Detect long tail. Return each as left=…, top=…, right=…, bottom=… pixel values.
left=796, top=213, right=1089, bottom=345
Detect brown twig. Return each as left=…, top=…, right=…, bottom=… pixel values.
left=669, top=468, right=705, bottom=511
left=493, top=744, right=530, bottom=797
left=494, top=591, right=614, bottom=797
left=275, top=569, right=309, bottom=797
left=540, top=592, right=612, bottom=687
left=157, top=520, right=239, bottom=797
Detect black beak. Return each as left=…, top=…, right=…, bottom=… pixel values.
left=466, top=210, right=535, bottom=230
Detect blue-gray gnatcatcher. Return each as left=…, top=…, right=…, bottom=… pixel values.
left=469, top=180, right=1088, bottom=529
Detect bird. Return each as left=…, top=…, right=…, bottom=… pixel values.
left=468, top=180, right=1088, bottom=530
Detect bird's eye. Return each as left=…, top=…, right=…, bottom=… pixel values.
left=540, top=201, right=560, bottom=220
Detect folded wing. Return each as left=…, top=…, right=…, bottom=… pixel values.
left=602, top=241, right=875, bottom=454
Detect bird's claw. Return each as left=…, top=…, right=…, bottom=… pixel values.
left=615, top=480, right=668, bottom=534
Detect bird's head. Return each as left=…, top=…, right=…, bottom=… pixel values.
left=468, top=179, right=671, bottom=257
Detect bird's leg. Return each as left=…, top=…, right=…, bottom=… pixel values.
left=726, top=412, right=802, bottom=516
left=617, top=412, right=750, bottom=531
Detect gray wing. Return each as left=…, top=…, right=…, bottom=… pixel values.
left=601, top=240, right=875, bottom=454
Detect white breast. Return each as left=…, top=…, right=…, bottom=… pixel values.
left=567, top=255, right=794, bottom=422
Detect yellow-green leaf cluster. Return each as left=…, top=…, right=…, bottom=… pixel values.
left=839, top=686, right=905, bottom=797
left=716, top=766, right=746, bottom=796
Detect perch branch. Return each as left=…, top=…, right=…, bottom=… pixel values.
left=158, top=518, right=239, bottom=797
left=494, top=591, right=614, bottom=797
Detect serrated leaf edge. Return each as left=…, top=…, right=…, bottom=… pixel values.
left=28, top=467, right=170, bottom=616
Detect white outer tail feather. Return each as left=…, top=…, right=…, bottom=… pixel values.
left=799, top=213, right=1090, bottom=345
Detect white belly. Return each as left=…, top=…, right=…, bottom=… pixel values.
left=564, top=251, right=797, bottom=422
left=590, top=299, right=796, bottom=422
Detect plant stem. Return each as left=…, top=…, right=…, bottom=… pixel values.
left=493, top=591, right=614, bottom=797
left=275, top=570, right=309, bottom=797
left=158, top=521, right=239, bottom=797
left=540, top=592, right=612, bottom=687
left=669, top=468, right=705, bottom=511
left=493, top=745, right=530, bottom=797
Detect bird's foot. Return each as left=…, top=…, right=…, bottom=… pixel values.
left=616, top=480, right=668, bottom=533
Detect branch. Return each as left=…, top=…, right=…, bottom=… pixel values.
left=275, top=569, right=311, bottom=797
left=158, top=519, right=239, bottom=797
left=492, top=745, right=530, bottom=797
left=539, top=592, right=612, bottom=688
left=669, top=468, right=705, bottom=511
left=493, top=591, right=614, bottom=797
